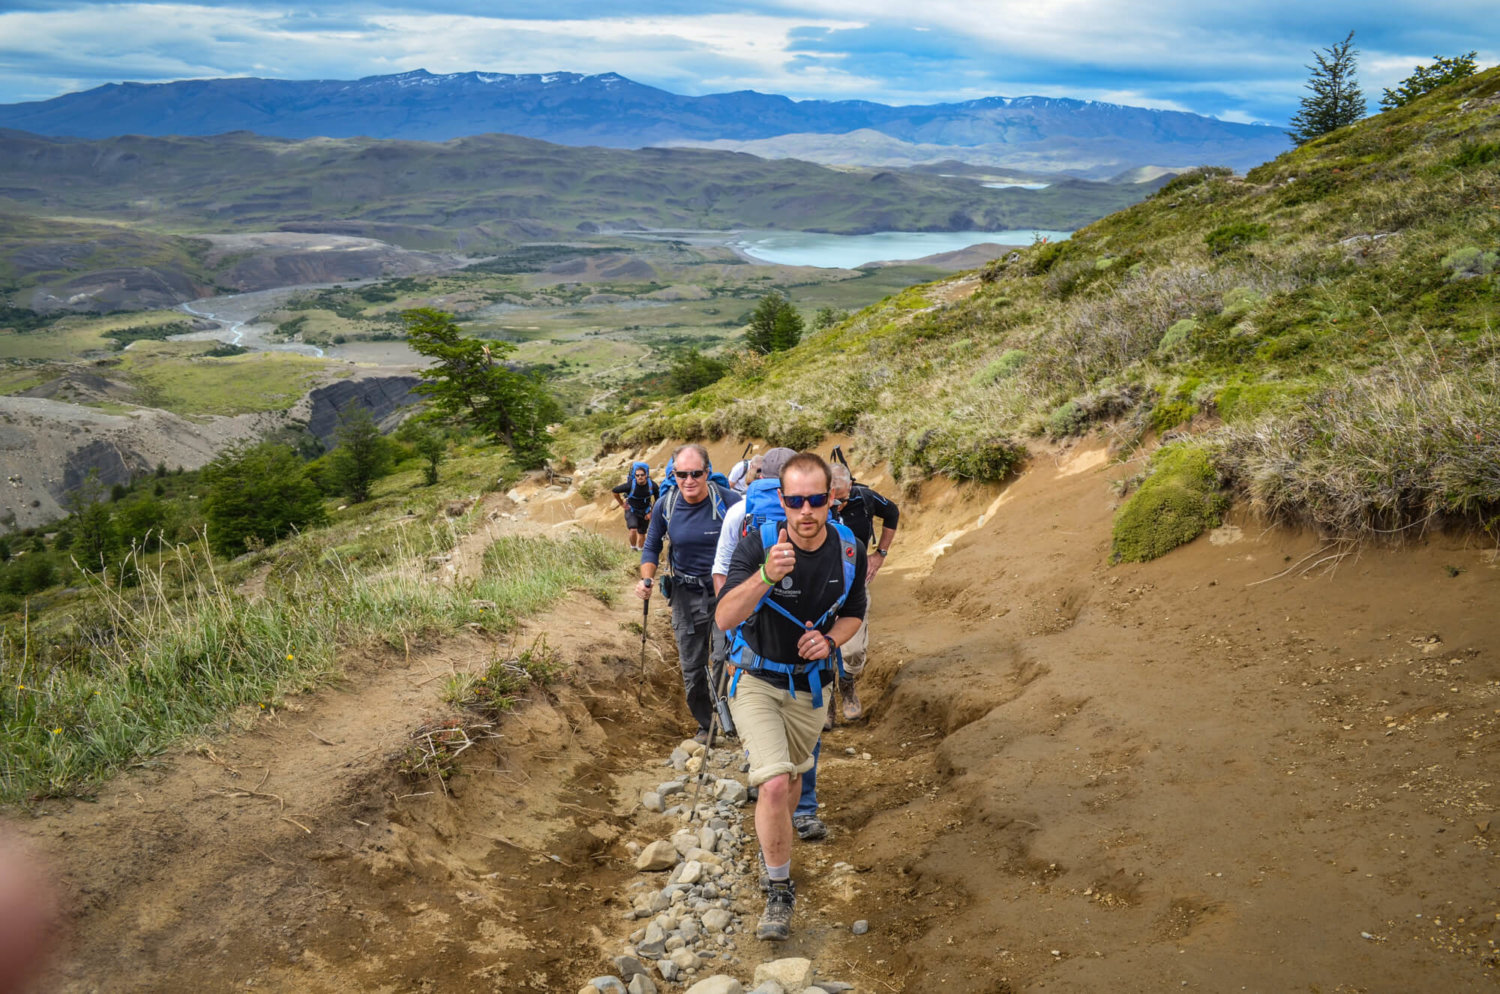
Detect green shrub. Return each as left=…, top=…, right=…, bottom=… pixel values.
left=1157, top=319, right=1198, bottom=356
left=945, top=435, right=1026, bottom=480
left=768, top=417, right=824, bottom=452
left=1449, top=141, right=1500, bottom=168
left=1149, top=399, right=1195, bottom=433
left=1205, top=222, right=1270, bottom=256
left=970, top=349, right=1029, bottom=386
left=1440, top=247, right=1499, bottom=278
left=1153, top=167, right=1232, bottom=199
left=1112, top=444, right=1227, bottom=562
left=1046, top=400, right=1089, bottom=438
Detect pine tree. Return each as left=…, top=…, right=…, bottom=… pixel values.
left=327, top=404, right=393, bottom=503
left=1287, top=31, right=1366, bottom=146
left=745, top=293, right=804, bottom=354
left=203, top=443, right=327, bottom=557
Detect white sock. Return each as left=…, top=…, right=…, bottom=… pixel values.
left=765, top=857, right=790, bottom=881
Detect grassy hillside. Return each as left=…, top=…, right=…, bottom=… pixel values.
left=601, top=69, right=1500, bottom=549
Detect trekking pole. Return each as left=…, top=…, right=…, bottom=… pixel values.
left=689, top=666, right=735, bottom=821
left=635, top=595, right=650, bottom=706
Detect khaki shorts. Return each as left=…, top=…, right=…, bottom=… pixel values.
left=728, top=671, right=828, bottom=787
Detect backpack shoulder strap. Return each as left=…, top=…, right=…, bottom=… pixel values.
left=663, top=487, right=680, bottom=525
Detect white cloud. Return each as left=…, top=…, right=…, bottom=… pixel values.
left=0, top=0, right=1493, bottom=122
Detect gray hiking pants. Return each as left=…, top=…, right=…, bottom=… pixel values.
left=669, top=582, right=724, bottom=733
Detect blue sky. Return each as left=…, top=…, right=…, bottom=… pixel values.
left=0, top=1, right=1491, bottom=125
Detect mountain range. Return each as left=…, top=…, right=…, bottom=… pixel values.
left=0, top=69, right=1290, bottom=177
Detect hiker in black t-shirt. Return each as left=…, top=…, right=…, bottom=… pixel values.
left=717, top=452, right=867, bottom=942
left=828, top=463, right=899, bottom=721
left=612, top=461, right=659, bottom=552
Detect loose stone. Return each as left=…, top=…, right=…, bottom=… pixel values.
left=636, top=841, right=678, bottom=872
left=684, top=976, right=743, bottom=994
left=754, top=958, right=813, bottom=990
left=852, top=919, right=870, bottom=935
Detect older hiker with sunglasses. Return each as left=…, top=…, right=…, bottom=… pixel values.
left=716, top=452, right=867, bottom=941
left=637, top=443, right=741, bottom=743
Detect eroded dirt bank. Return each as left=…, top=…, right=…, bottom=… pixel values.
left=12, top=441, right=1500, bottom=993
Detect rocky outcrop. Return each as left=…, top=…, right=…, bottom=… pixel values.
left=0, top=396, right=279, bottom=530
left=301, top=375, right=423, bottom=448
left=0, top=368, right=427, bottom=532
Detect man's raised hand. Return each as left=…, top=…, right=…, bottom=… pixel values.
left=764, top=527, right=796, bottom=583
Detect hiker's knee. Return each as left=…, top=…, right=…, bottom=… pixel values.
left=757, top=772, right=795, bottom=808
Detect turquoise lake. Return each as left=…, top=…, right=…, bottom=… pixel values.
left=731, top=229, right=1073, bottom=269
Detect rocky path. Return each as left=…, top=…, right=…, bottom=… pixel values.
left=582, top=734, right=869, bottom=994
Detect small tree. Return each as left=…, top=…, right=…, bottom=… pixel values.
left=745, top=292, right=804, bottom=353
left=403, top=308, right=559, bottom=468
left=1287, top=31, right=1366, bottom=146
left=398, top=421, right=447, bottom=486
left=65, top=474, right=116, bottom=573
left=667, top=348, right=730, bottom=393
left=327, top=404, right=394, bottom=503
left=1380, top=52, right=1479, bottom=109
left=813, top=307, right=848, bottom=331
left=203, top=442, right=327, bottom=558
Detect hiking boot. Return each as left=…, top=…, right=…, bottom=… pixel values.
left=756, top=879, right=796, bottom=941
left=693, top=728, right=710, bottom=745
left=793, top=814, right=827, bottom=841
left=840, top=676, right=862, bottom=720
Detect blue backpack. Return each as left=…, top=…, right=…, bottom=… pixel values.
left=727, top=519, right=859, bottom=709
left=625, top=461, right=655, bottom=503
left=739, top=477, right=785, bottom=536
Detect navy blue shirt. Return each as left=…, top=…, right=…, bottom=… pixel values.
left=641, top=484, right=742, bottom=577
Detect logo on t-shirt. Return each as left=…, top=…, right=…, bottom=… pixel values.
left=780, top=576, right=793, bottom=589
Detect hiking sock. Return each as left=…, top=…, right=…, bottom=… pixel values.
left=765, top=856, right=790, bottom=882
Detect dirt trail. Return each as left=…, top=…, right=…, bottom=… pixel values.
left=12, top=439, right=1500, bottom=993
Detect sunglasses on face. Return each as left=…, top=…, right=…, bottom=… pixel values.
left=781, top=492, right=830, bottom=509
left=674, top=469, right=706, bottom=480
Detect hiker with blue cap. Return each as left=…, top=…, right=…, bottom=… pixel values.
left=612, top=461, right=658, bottom=551
left=716, top=451, right=867, bottom=941
left=637, top=443, right=741, bottom=742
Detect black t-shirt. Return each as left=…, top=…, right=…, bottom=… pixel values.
left=613, top=478, right=659, bottom=514
left=724, top=525, right=867, bottom=683
left=836, top=483, right=900, bottom=548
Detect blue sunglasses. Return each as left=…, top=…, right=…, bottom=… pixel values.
left=781, top=492, right=831, bottom=509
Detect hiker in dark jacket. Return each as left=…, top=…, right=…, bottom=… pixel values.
left=829, top=463, right=899, bottom=720
left=637, top=444, right=741, bottom=741
left=612, top=461, right=658, bottom=551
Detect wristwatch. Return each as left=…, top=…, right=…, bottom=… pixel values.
left=641, top=577, right=653, bottom=588
left=874, top=548, right=888, bottom=557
